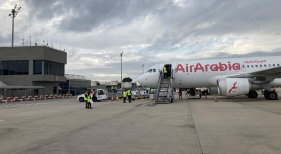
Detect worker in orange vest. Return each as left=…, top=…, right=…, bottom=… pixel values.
left=92, top=90, right=96, bottom=102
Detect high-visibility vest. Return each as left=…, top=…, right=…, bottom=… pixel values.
left=87, top=94, right=91, bottom=102
left=127, top=90, right=131, bottom=96
left=123, top=91, right=127, bottom=97
left=163, top=67, right=167, bottom=73
left=84, top=93, right=88, bottom=102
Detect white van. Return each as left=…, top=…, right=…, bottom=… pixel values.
left=77, top=89, right=108, bottom=102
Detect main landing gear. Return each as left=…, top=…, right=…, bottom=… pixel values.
left=247, top=91, right=258, bottom=98
left=263, top=90, right=278, bottom=100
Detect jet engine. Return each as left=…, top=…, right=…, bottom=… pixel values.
left=217, top=78, right=261, bottom=97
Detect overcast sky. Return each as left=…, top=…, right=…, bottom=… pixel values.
left=1, top=0, right=281, bottom=83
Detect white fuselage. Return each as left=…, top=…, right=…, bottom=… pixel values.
left=137, top=56, right=281, bottom=88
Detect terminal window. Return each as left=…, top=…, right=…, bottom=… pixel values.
left=0, top=60, right=29, bottom=75
left=34, top=60, right=42, bottom=74
left=34, top=60, right=64, bottom=76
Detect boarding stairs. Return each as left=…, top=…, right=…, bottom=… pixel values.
left=154, top=70, right=174, bottom=104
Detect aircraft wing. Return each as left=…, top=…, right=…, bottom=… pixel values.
left=227, top=66, right=281, bottom=79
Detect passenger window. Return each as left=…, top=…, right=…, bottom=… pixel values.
left=242, top=65, right=245, bottom=68
left=251, top=65, right=254, bottom=68
left=278, top=64, right=280, bottom=66
left=255, top=65, right=258, bottom=67
left=273, top=64, right=275, bottom=67
left=247, top=65, right=249, bottom=68
left=268, top=64, right=271, bottom=67
left=260, top=64, right=262, bottom=67
left=264, top=64, right=266, bottom=67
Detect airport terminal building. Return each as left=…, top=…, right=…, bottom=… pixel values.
left=59, top=74, right=91, bottom=96
left=0, top=46, right=67, bottom=97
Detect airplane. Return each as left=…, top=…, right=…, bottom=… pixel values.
left=136, top=56, right=281, bottom=100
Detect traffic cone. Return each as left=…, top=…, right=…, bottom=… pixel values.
left=214, top=96, right=218, bottom=102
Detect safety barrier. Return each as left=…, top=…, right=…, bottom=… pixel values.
left=0, top=94, right=74, bottom=103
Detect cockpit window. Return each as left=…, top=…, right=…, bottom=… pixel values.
left=146, top=69, right=152, bottom=73
left=153, top=69, right=156, bottom=72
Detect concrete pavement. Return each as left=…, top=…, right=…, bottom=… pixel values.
left=0, top=95, right=280, bottom=154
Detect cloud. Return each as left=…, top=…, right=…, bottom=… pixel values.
left=24, top=0, right=171, bottom=32
left=0, top=0, right=281, bottom=82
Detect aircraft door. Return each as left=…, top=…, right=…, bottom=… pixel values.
left=164, top=64, right=172, bottom=78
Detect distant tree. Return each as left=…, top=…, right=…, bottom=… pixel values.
left=122, top=77, right=132, bottom=82
left=97, top=81, right=100, bottom=85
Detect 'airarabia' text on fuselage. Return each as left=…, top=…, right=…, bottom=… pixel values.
left=175, top=62, right=241, bottom=73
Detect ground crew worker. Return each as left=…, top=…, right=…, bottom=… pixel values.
left=84, top=91, right=91, bottom=109
left=123, top=90, right=127, bottom=103
left=167, top=65, right=171, bottom=77
left=127, top=89, right=132, bottom=103
left=163, top=66, right=167, bottom=78
left=91, top=90, right=95, bottom=102
left=179, top=89, right=182, bottom=100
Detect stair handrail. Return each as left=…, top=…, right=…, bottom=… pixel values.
left=166, top=69, right=175, bottom=102
left=155, top=70, right=163, bottom=102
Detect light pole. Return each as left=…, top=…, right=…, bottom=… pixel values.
left=120, top=51, right=124, bottom=88
left=8, top=4, right=21, bottom=47
left=142, top=63, right=145, bottom=74
left=103, top=76, right=108, bottom=84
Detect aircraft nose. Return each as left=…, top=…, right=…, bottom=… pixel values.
left=137, top=75, right=145, bottom=85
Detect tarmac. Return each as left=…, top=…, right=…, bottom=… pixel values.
left=0, top=93, right=281, bottom=154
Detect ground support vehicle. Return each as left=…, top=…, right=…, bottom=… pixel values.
left=77, top=89, right=107, bottom=102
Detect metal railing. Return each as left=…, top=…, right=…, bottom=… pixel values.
left=154, top=71, right=163, bottom=102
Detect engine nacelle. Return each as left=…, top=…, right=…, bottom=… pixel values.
left=217, top=78, right=261, bottom=96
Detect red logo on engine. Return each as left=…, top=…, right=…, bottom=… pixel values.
left=228, top=81, right=237, bottom=93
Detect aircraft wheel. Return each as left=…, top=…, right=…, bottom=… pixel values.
left=79, top=97, right=84, bottom=102
left=268, top=91, right=278, bottom=100
left=264, top=90, right=269, bottom=100
left=264, top=94, right=269, bottom=100
left=248, top=91, right=258, bottom=98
